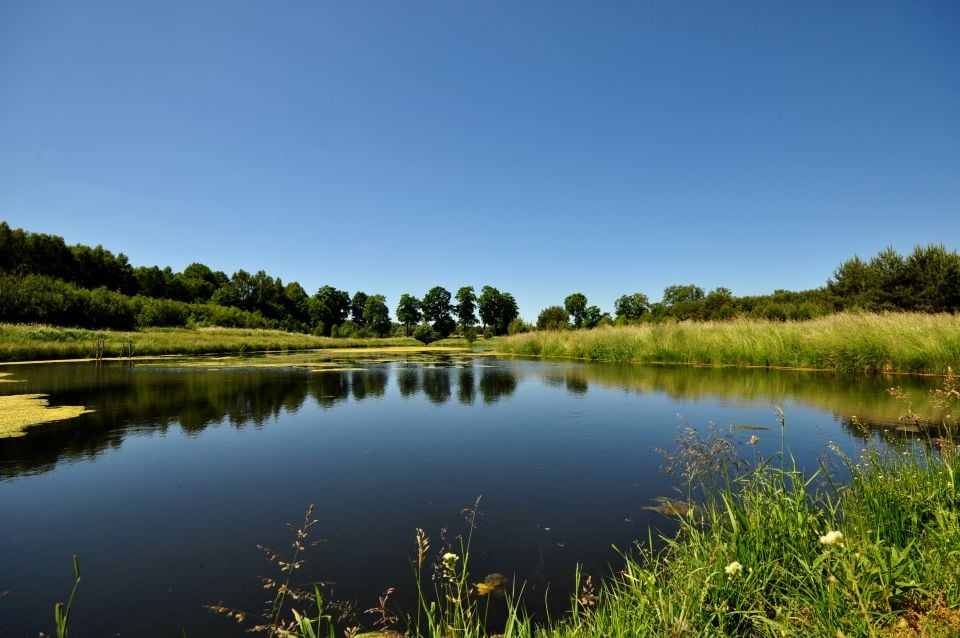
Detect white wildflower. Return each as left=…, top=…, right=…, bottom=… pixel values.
left=724, top=561, right=743, bottom=576
left=819, top=530, right=844, bottom=546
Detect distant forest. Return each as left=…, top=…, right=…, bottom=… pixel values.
left=1, top=221, right=958, bottom=336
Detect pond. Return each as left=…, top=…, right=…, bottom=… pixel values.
left=0, top=352, right=942, bottom=636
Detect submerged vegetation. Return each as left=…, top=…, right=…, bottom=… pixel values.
left=494, top=313, right=960, bottom=374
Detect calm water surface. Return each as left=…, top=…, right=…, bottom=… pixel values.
left=0, top=354, right=939, bottom=637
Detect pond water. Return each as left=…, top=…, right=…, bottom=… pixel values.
left=0, top=352, right=941, bottom=636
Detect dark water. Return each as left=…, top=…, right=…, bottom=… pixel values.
left=0, top=354, right=941, bottom=637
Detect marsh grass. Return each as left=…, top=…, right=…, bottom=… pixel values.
left=493, top=313, right=960, bottom=374
left=0, top=324, right=424, bottom=362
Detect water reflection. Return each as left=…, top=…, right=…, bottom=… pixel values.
left=422, top=366, right=452, bottom=405
left=396, top=364, right=421, bottom=398
left=0, top=360, right=521, bottom=479
left=479, top=367, right=518, bottom=404
left=0, top=356, right=944, bottom=482
left=458, top=368, right=475, bottom=405
left=0, top=354, right=951, bottom=638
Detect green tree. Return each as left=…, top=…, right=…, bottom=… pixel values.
left=351, top=291, right=368, bottom=326
left=422, top=286, right=454, bottom=336
left=309, top=285, right=351, bottom=336
left=613, top=292, right=650, bottom=321
left=537, top=305, right=570, bottom=330
left=867, top=246, right=908, bottom=310
left=495, top=292, right=519, bottom=335
left=282, top=281, right=311, bottom=330
left=363, top=294, right=391, bottom=337
left=662, top=284, right=705, bottom=306
left=396, top=294, right=422, bottom=336
left=904, top=244, right=960, bottom=312
left=478, top=286, right=501, bottom=329
left=179, top=262, right=223, bottom=303
left=454, top=286, right=478, bottom=330
left=134, top=265, right=168, bottom=299
left=478, top=286, right=520, bottom=335
left=704, top=287, right=735, bottom=320
left=564, top=293, right=588, bottom=328
left=583, top=305, right=603, bottom=328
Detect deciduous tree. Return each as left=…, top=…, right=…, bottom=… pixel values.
left=455, top=286, right=478, bottom=330
left=363, top=294, right=391, bottom=337
left=537, top=305, right=570, bottom=330
left=309, top=285, right=351, bottom=336
left=614, top=293, right=650, bottom=321
left=564, top=293, right=588, bottom=328
left=396, top=294, right=422, bottom=336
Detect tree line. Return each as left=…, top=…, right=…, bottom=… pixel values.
left=0, top=222, right=519, bottom=336
left=536, top=244, right=960, bottom=329
left=2, top=223, right=956, bottom=333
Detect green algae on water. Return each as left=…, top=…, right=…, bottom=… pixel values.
left=0, top=394, right=93, bottom=438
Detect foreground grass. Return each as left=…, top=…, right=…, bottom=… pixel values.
left=537, top=444, right=960, bottom=638
left=0, top=324, right=424, bottom=362
left=493, top=313, right=960, bottom=374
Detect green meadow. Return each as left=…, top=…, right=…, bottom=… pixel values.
left=0, top=323, right=424, bottom=362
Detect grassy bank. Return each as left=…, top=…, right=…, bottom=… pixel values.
left=493, top=313, right=960, bottom=374
left=0, top=323, right=423, bottom=362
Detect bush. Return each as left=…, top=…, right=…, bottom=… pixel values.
left=507, top=318, right=531, bottom=335
left=413, top=323, right=439, bottom=344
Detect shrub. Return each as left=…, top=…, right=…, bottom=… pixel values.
left=413, top=323, right=439, bottom=344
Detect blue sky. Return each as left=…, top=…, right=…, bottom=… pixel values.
left=1, top=1, right=958, bottom=320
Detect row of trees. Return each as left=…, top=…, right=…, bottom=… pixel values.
left=536, top=245, right=959, bottom=329
left=3, top=222, right=956, bottom=332
left=1, top=222, right=526, bottom=336
left=395, top=285, right=519, bottom=340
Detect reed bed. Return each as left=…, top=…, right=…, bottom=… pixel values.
left=493, top=313, right=960, bottom=374
left=0, top=324, right=422, bottom=362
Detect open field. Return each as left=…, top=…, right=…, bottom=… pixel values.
left=0, top=324, right=425, bottom=362
left=492, top=313, right=960, bottom=374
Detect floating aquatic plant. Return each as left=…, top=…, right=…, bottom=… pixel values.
left=0, top=394, right=93, bottom=439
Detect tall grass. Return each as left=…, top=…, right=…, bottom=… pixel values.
left=493, top=313, right=960, bottom=374
left=0, top=324, right=426, bottom=362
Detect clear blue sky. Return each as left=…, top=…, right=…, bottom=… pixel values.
left=2, top=1, right=958, bottom=320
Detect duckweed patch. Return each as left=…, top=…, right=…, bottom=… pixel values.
left=0, top=394, right=93, bottom=438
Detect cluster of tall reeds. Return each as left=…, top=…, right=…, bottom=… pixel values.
left=494, top=313, right=960, bottom=374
